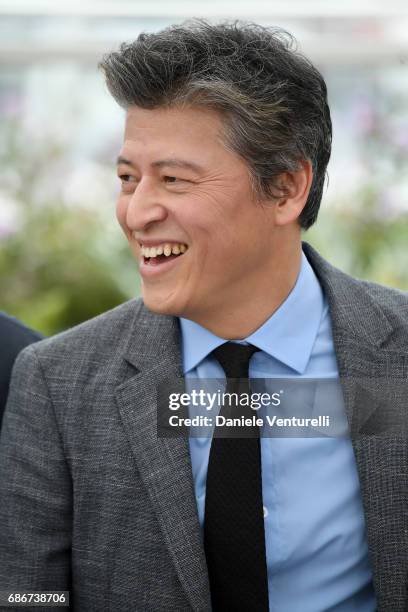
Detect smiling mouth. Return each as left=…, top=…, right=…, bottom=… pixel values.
left=141, top=242, right=188, bottom=266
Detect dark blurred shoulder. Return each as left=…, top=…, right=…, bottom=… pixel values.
left=0, top=312, right=43, bottom=348
left=0, top=312, right=44, bottom=425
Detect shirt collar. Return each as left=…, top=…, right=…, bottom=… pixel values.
left=179, top=250, right=324, bottom=374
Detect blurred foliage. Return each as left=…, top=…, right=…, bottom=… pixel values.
left=308, top=80, right=408, bottom=289
left=0, top=116, right=138, bottom=336
left=0, top=202, right=139, bottom=336
left=307, top=191, right=408, bottom=290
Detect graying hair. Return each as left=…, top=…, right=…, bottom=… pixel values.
left=99, top=20, right=332, bottom=229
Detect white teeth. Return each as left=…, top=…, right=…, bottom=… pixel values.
left=141, top=242, right=188, bottom=258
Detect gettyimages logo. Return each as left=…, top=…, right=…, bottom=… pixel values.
left=168, top=388, right=282, bottom=411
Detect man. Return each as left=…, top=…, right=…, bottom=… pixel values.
left=0, top=312, right=42, bottom=427
left=0, top=20, right=407, bottom=612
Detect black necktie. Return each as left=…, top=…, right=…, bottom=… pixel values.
left=204, top=343, right=269, bottom=611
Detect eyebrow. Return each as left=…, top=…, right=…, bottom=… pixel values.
left=116, top=156, right=204, bottom=173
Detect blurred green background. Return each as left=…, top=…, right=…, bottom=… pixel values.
left=1, top=5, right=408, bottom=336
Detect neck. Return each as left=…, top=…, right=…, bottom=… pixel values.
left=191, top=239, right=302, bottom=339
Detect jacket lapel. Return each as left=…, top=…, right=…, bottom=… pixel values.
left=304, top=243, right=408, bottom=608
left=115, top=303, right=211, bottom=612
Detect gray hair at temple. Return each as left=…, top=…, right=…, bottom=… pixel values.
left=99, top=20, right=332, bottom=230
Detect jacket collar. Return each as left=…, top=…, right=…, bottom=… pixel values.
left=302, top=242, right=394, bottom=349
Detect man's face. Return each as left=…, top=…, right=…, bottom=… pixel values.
left=116, top=105, right=279, bottom=323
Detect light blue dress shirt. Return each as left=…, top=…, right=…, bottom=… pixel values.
left=179, top=252, right=377, bottom=612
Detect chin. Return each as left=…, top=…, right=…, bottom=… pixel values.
left=141, top=289, right=185, bottom=318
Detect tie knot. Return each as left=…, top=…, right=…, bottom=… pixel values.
left=212, top=342, right=259, bottom=380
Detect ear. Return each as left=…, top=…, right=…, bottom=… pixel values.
left=273, top=160, right=313, bottom=226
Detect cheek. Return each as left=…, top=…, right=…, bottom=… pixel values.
left=116, top=197, right=129, bottom=234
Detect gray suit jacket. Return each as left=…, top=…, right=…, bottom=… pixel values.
left=0, top=243, right=407, bottom=612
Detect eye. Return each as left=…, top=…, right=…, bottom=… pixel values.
left=118, top=174, right=138, bottom=193
left=163, top=175, right=192, bottom=185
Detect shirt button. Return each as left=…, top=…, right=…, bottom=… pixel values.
left=263, top=506, right=268, bottom=518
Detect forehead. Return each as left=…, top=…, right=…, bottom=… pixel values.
left=123, top=105, right=224, bottom=154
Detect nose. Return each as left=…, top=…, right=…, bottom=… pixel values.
left=125, top=177, right=168, bottom=232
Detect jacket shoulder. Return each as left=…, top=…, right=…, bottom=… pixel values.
left=24, top=298, right=144, bottom=364
left=360, top=277, right=408, bottom=305
left=0, top=311, right=43, bottom=345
